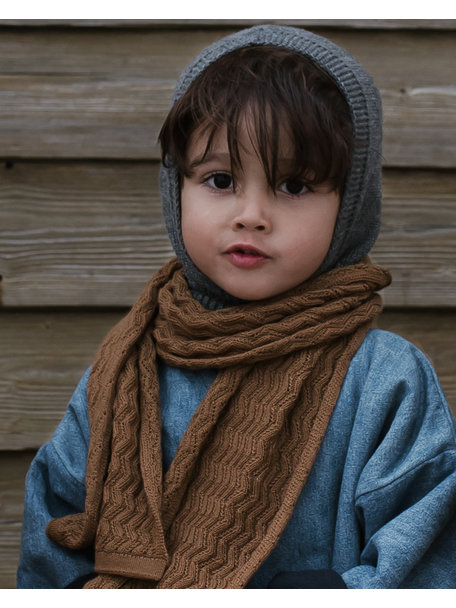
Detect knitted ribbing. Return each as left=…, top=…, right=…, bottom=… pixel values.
left=46, top=258, right=391, bottom=588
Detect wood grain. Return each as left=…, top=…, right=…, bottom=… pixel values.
left=1, top=163, right=455, bottom=307
left=0, top=20, right=455, bottom=29
left=0, top=28, right=454, bottom=165
left=0, top=161, right=173, bottom=306
left=376, top=169, right=456, bottom=307
left=0, top=450, right=34, bottom=588
left=0, top=309, right=124, bottom=450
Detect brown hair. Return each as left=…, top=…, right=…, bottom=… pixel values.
left=159, top=45, right=353, bottom=193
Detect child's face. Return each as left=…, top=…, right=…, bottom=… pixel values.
left=181, top=123, right=340, bottom=301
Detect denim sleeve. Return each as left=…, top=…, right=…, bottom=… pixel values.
left=341, top=336, right=456, bottom=589
left=17, top=368, right=94, bottom=589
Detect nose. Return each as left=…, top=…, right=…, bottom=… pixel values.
left=231, top=192, right=272, bottom=233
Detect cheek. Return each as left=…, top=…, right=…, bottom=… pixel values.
left=286, top=198, right=340, bottom=262
left=181, top=216, right=195, bottom=252
left=181, top=190, right=214, bottom=262
left=308, top=195, right=340, bottom=242
left=180, top=185, right=198, bottom=250
left=181, top=184, right=223, bottom=244
left=181, top=208, right=200, bottom=257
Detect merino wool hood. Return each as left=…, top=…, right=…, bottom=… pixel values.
left=159, top=25, right=383, bottom=309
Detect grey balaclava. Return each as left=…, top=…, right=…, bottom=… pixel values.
left=159, top=25, right=383, bottom=310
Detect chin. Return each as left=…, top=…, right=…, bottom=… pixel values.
left=222, top=285, right=278, bottom=302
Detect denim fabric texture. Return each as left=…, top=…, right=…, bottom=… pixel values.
left=17, top=330, right=456, bottom=589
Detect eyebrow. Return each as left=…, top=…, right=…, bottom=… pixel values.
left=188, top=151, right=231, bottom=169
left=188, top=151, right=299, bottom=172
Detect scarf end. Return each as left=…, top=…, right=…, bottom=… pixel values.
left=95, top=550, right=168, bottom=581
left=46, top=513, right=96, bottom=550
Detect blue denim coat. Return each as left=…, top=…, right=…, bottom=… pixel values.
left=17, top=330, right=456, bottom=588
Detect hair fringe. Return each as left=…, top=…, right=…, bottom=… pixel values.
left=159, top=46, right=353, bottom=194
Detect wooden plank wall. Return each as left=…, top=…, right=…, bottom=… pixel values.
left=1, top=19, right=455, bottom=588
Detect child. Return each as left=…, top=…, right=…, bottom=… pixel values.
left=17, top=24, right=456, bottom=589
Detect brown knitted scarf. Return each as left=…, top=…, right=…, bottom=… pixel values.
left=47, top=257, right=390, bottom=588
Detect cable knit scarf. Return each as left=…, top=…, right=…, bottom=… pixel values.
left=47, top=257, right=391, bottom=588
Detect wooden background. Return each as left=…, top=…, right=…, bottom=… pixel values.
left=1, top=19, right=455, bottom=588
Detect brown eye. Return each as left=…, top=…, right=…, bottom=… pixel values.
left=279, top=179, right=309, bottom=196
left=207, top=172, right=233, bottom=190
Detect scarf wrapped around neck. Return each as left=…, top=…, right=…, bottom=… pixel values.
left=47, top=257, right=391, bottom=588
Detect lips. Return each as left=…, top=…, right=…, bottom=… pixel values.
left=225, top=244, right=269, bottom=269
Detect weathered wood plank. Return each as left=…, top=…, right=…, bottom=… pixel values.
left=2, top=28, right=453, bottom=86
left=1, top=163, right=455, bottom=307
left=0, top=161, right=174, bottom=307
left=0, top=450, right=34, bottom=589
left=0, top=20, right=455, bottom=29
left=0, top=28, right=223, bottom=160
left=0, top=307, right=455, bottom=451
left=0, top=524, right=22, bottom=588
left=0, top=309, right=124, bottom=450
left=0, top=28, right=454, bottom=165
left=375, top=170, right=456, bottom=307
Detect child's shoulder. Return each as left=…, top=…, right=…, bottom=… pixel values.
left=358, top=328, right=435, bottom=373
left=352, top=328, right=450, bottom=411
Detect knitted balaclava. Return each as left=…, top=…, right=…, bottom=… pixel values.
left=159, top=25, right=383, bottom=310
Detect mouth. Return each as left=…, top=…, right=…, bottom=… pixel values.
left=225, top=244, right=270, bottom=269
left=226, top=244, right=268, bottom=256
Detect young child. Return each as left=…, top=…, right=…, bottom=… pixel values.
left=17, top=24, right=456, bottom=589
